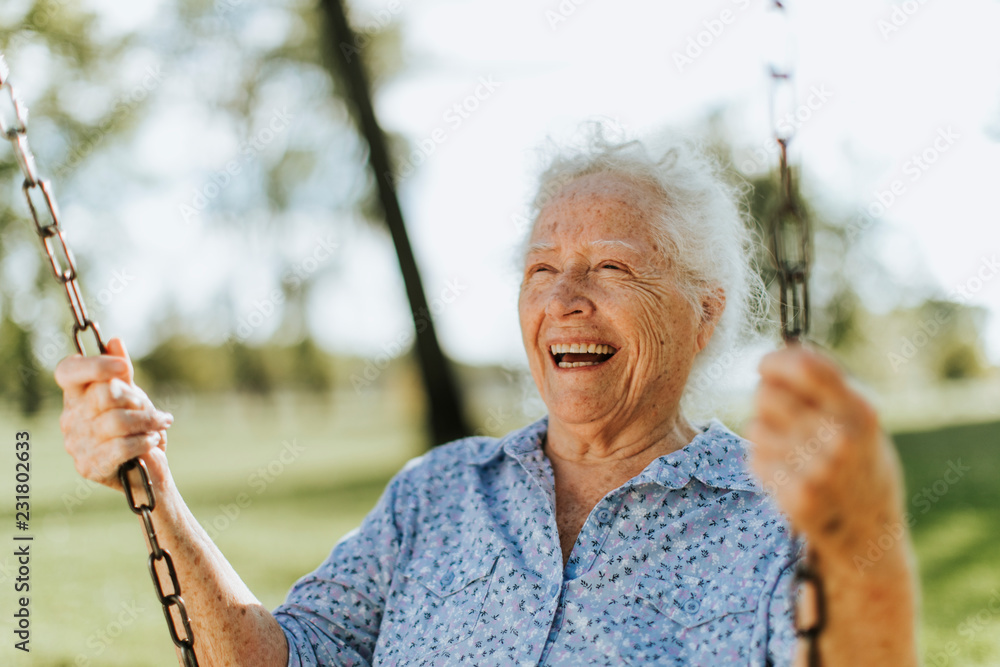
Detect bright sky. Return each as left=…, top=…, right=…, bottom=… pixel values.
left=323, top=0, right=1000, bottom=367
left=18, top=0, right=1000, bottom=368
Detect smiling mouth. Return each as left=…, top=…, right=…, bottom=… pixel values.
left=549, top=343, right=618, bottom=369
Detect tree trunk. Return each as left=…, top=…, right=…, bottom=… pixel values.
left=317, top=0, right=472, bottom=446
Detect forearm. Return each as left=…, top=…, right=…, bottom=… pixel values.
left=141, top=454, right=289, bottom=667
left=794, top=536, right=919, bottom=666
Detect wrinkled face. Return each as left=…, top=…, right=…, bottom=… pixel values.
left=518, top=172, right=711, bottom=428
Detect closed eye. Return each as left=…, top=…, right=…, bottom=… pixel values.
left=527, top=264, right=555, bottom=277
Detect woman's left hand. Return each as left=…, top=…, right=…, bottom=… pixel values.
left=745, top=344, right=908, bottom=572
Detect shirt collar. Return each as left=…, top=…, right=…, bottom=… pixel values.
left=642, top=419, right=762, bottom=493
left=468, top=415, right=761, bottom=494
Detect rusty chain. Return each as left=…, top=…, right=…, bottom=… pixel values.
left=767, top=0, right=810, bottom=343
left=765, top=3, right=823, bottom=666
left=0, top=53, right=199, bottom=667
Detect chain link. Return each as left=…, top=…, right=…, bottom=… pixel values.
left=767, top=0, right=810, bottom=344
left=0, top=52, right=199, bottom=667
left=764, top=3, right=824, bottom=666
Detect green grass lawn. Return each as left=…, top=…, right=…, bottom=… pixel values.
left=0, top=392, right=996, bottom=666
left=894, top=421, right=1000, bottom=667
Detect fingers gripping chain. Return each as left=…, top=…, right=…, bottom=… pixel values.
left=1, top=53, right=199, bottom=666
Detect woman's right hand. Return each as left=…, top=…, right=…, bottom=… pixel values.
left=55, top=337, right=175, bottom=492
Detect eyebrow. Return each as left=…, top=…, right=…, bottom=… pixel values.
left=587, top=240, right=641, bottom=253
left=524, top=242, right=556, bottom=256
left=524, top=240, right=641, bottom=256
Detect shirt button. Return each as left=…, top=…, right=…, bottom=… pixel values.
left=441, top=571, right=455, bottom=587
left=596, top=508, right=612, bottom=523
left=683, top=599, right=701, bottom=615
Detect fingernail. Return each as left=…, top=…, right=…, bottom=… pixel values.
left=109, top=378, right=125, bottom=400
left=159, top=411, right=174, bottom=424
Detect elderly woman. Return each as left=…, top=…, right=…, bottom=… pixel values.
left=56, top=126, right=918, bottom=666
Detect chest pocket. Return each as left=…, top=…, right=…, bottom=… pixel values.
left=396, top=548, right=502, bottom=662
left=619, top=570, right=765, bottom=665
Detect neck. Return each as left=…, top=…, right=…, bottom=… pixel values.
left=545, top=407, right=698, bottom=471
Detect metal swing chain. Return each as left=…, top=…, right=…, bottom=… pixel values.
left=765, top=3, right=824, bottom=666
left=0, top=54, right=199, bottom=667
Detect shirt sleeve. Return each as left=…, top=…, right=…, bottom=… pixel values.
left=765, top=556, right=801, bottom=666
left=272, top=470, right=408, bottom=667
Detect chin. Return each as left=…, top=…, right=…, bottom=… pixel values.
left=545, top=392, right=614, bottom=425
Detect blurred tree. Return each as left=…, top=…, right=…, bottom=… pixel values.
left=290, top=336, right=333, bottom=393
left=316, top=0, right=472, bottom=446
left=230, top=340, right=274, bottom=396
left=704, top=115, right=992, bottom=387
left=0, top=1, right=137, bottom=411
left=0, top=0, right=436, bottom=414
left=0, top=315, right=44, bottom=414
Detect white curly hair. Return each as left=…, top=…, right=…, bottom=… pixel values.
left=523, top=119, right=767, bottom=412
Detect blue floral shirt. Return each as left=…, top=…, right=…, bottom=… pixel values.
left=273, top=416, right=801, bottom=666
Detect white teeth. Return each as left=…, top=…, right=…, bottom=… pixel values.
left=549, top=343, right=616, bottom=355
left=558, top=361, right=600, bottom=368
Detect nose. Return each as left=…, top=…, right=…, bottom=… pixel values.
left=544, top=273, right=595, bottom=320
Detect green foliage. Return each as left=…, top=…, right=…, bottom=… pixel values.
left=290, top=336, right=333, bottom=393
left=132, top=335, right=337, bottom=396
left=0, top=0, right=407, bottom=416
left=230, top=341, right=275, bottom=396
left=0, top=315, right=47, bottom=413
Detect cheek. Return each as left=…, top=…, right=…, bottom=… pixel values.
left=618, top=289, right=696, bottom=363
left=517, top=291, right=542, bottom=343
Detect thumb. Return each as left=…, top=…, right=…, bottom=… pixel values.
left=105, top=337, right=135, bottom=384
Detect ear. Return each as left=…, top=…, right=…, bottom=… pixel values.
left=695, top=288, right=726, bottom=353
